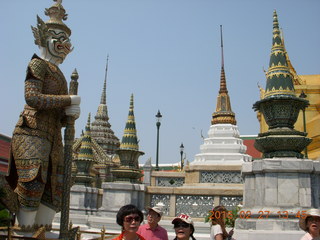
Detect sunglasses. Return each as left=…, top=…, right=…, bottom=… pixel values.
left=307, top=216, right=320, bottom=222
left=124, top=215, right=141, bottom=223
left=174, top=222, right=190, bottom=229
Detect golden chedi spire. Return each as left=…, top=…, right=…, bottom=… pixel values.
left=211, top=25, right=236, bottom=125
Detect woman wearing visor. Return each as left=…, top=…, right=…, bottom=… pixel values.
left=172, top=214, right=197, bottom=240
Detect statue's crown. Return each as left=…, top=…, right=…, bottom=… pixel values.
left=32, top=0, right=72, bottom=47
left=44, top=0, right=71, bottom=36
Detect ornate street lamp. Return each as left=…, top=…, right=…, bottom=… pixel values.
left=299, top=91, right=308, bottom=159
left=155, top=110, right=162, bottom=171
left=180, top=143, right=184, bottom=170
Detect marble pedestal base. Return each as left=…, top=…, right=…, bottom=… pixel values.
left=69, top=185, right=99, bottom=215
left=234, top=158, right=320, bottom=239
left=98, top=182, right=146, bottom=217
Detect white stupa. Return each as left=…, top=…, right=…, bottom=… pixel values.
left=192, top=124, right=252, bottom=165
left=191, top=29, right=251, bottom=166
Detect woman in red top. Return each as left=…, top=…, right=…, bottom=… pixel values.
left=112, top=204, right=146, bottom=240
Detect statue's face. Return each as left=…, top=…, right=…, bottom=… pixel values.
left=46, top=28, right=72, bottom=63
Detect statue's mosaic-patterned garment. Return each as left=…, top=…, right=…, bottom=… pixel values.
left=7, top=54, right=71, bottom=211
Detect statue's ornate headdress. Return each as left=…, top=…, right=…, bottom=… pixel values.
left=31, top=0, right=71, bottom=47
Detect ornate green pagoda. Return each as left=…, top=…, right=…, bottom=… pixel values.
left=74, top=113, right=96, bottom=186
left=111, top=94, right=144, bottom=183
left=253, top=10, right=311, bottom=158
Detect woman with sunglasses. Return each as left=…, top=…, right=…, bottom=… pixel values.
left=299, top=208, right=320, bottom=240
left=210, top=206, right=234, bottom=240
left=113, top=204, right=146, bottom=240
left=172, top=214, right=196, bottom=240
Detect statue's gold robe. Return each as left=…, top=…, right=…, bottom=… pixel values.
left=7, top=54, right=71, bottom=211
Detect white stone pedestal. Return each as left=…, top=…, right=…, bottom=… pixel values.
left=99, top=182, right=146, bottom=217
left=234, top=158, right=320, bottom=240
left=69, top=185, right=99, bottom=215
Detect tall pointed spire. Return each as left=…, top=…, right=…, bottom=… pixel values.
left=120, top=94, right=139, bottom=151
left=100, top=54, right=108, bottom=105
left=219, top=25, right=227, bottom=94
left=91, top=55, right=120, bottom=154
left=211, top=25, right=236, bottom=125
left=264, top=10, right=295, bottom=98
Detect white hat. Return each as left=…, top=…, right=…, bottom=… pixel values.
left=147, top=206, right=163, bottom=217
left=299, top=208, right=320, bottom=231
left=172, top=214, right=194, bottom=226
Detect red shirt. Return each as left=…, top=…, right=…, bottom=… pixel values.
left=112, top=232, right=146, bottom=240
left=137, top=224, right=169, bottom=240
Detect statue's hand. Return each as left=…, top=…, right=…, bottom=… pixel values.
left=65, top=104, right=80, bottom=119
left=70, top=95, right=81, bottom=105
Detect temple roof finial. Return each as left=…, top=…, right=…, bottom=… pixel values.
left=100, top=54, right=109, bottom=105
left=211, top=26, right=236, bottom=125
left=219, top=25, right=228, bottom=94
left=86, top=112, right=91, bottom=131
left=220, top=25, right=224, bottom=69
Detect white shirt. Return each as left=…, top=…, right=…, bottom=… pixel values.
left=210, top=224, right=223, bottom=240
left=300, top=232, right=320, bottom=240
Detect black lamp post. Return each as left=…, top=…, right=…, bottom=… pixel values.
left=155, top=110, right=162, bottom=171
left=180, top=143, right=184, bottom=170
left=299, top=91, right=308, bottom=159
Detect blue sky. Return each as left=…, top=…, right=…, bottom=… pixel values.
left=1, top=0, right=319, bottom=165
